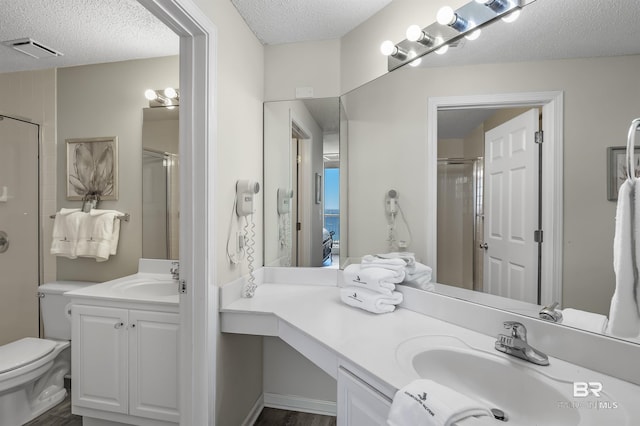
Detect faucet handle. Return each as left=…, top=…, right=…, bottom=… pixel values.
left=503, top=321, right=527, bottom=340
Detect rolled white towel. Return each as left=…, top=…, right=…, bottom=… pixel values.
left=562, top=308, right=608, bottom=334
left=387, top=379, right=492, bottom=426
left=340, top=286, right=403, bottom=314
left=361, top=255, right=406, bottom=272
left=343, top=264, right=405, bottom=295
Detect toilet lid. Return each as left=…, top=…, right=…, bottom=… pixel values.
left=0, top=337, right=56, bottom=374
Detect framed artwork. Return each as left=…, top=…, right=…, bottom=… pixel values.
left=607, top=145, right=640, bottom=201
left=66, top=137, right=118, bottom=201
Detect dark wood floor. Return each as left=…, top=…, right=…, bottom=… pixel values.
left=254, top=408, right=336, bottom=426
left=26, top=395, right=334, bottom=426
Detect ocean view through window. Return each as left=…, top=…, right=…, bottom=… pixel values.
left=324, top=167, right=340, bottom=244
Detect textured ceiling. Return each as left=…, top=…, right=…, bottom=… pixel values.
left=231, top=0, right=392, bottom=45
left=0, top=0, right=178, bottom=73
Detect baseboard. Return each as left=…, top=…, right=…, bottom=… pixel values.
left=263, top=392, right=337, bottom=416
left=242, top=394, right=264, bottom=426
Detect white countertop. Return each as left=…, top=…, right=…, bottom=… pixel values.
left=220, top=282, right=640, bottom=425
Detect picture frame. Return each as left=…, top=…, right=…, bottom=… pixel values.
left=607, top=145, right=640, bottom=201
left=66, top=137, right=118, bottom=201
left=315, top=172, right=322, bottom=204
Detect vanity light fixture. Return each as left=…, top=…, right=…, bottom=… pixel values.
left=406, top=25, right=435, bottom=46
left=475, top=0, right=511, bottom=13
left=407, top=51, right=422, bottom=67
left=436, top=6, right=469, bottom=32
left=380, top=40, right=408, bottom=60
left=435, top=38, right=449, bottom=55
left=144, top=88, right=180, bottom=108
left=465, top=28, right=482, bottom=40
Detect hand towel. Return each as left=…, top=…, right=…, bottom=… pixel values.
left=562, top=308, right=608, bottom=334
left=607, top=179, right=640, bottom=337
left=340, top=286, right=403, bottom=314
left=375, top=252, right=416, bottom=268
left=387, top=379, right=492, bottom=426
left=50, top=210, right=84, bottom=258
left=361, top=255, right=407, bottom=272
left=343, top=264, right=405, bottom=295
left=76, top=210, right=124, bottom=261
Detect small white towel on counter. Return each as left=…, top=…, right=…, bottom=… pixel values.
left=387, top=379, right=493, bottom=426
left=343, top=264, right=405, bottom=295
left=607, top=179, right=640, bottom=338
left=562, top=308, right=609, bottom=334
left=361, top=255, right=408, bottom=272
left=75, top=209, right=124, bottom=262
left=340, top=286, right=403, bottom=314
left=50, top=209, right=84, bottom=258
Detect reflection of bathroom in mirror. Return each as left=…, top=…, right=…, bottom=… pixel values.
left=264, top=98, right=342, bottom=268
left=141, top=106, right=179, bottom=260
left=341, top=1, right=640, bottom=343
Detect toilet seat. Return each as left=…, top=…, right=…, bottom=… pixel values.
left=0, top=337, right=56, bottom=374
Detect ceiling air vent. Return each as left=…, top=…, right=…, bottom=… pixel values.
left=2, top=38, right=63, bottom=59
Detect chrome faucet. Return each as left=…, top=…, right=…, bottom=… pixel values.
left=539, top=302, right=563, bottom=323
left=495, top=321, right=549, bottom=366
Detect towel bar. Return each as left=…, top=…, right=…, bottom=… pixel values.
left=49, top=212, right=130, bottom=222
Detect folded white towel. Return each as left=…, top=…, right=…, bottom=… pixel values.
left=343, top=264, right=405, bottom=295
left=405, top=262, right=433, bottom=283
left=387, top=379, right=492, bottom=426
left=375, top=252, right=416, bottom=268
left=340, top=286, right=403, bottom=314
left=76, top=210, right=124, bottom=262
left=361, top=254, right=407, bottom=272
left=562, top=308, right=608, bottom=334
left=50, top=210, right=85, bottom=259
left=608, top=179, right=640, bottom=337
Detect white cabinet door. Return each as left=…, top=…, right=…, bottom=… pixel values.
left=337, top=367, right=391, bottom=426
left=128, top=310, right=180, bottom=423
left=72, top=305, right=128, bottom=414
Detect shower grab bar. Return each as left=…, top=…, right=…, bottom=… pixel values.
left=49, top=212, right=130, bottom=222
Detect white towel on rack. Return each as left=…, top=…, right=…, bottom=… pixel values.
left=387, top=379, right=493, bottom=426
left=608, top=179, right=640, bottom=337
left=340, top=286, right=403, bottom=314
left=50, top=209, right=84, bottom=258
left=343, top=264, right=405, bottom=295
left=76, top=210, right=124, bottom=262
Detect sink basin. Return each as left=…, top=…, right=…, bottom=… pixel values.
left=396, top=336, right=627, bottom=426
left=112, top=278, right=178, bottom=297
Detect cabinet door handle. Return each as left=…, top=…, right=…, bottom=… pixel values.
left=114, top=322, right=125, bottom=329
left=129, top=323, right=136, bottom=329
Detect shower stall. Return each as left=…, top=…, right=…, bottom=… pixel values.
left=0, top=115, right=40, bottom=346
left=437, top=158, right=484, bottom=292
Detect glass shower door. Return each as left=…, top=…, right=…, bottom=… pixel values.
left=0, top=115, right=39, bottom=346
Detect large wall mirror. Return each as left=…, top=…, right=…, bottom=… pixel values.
left=142, top=106, right=179, bottom=260
left=263, top=98, right=345, bottom=268
left=340, top=0, right=640, bottom=344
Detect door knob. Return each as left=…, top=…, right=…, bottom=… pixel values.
left=479, top=242, right=488, bottom=250
left=0, top=231, right=8, bottom=253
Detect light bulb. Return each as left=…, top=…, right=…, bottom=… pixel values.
left=408, top=51, right=422, bottom=67
left=406, top=25, right=423, bottom=42
left=380, top=40, right=396, bottom=56
left=465, top=28, right=481, bottom=41
left=144, top=89, right=158, bottom=101
left=475, top=0, right=490, bottom=3
left=164, top=87, right=177, bottom=98
left=502, top=9, right=520, bottom=23
left=436, top=6, right=456, bottom=26
left=434, top=38, right=449, bottom=55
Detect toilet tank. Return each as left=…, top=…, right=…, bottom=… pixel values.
left=38, top=281, right=95, bottom=340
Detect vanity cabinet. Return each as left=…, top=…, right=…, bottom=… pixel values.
left=72, top=304, right=180, bottom=424
left=337, top=367, right=391, bottom=426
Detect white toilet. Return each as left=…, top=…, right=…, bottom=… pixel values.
left=0, top=281, right=92, bottom=426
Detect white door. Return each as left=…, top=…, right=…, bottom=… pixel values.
left=483, top=109, right=539, bottom=303
left=72, top=305, right=129, bottom=414
left=129, top=310, right=180, bottom=423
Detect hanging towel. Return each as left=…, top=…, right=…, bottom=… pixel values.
left=343, top=264, right=405, bottom=295
left=340, top=286, right=403, bottom=314
left=562, top=308, right=608, bottom=334
left=608, top=179, right=640, bottom=337
left=50, top=209, right=84, bottom=258
left=387, top=379, right=493, bottom=426
left=76, top=210, right=124, bottom=262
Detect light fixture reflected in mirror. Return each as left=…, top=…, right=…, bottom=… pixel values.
left=436, top=6, right=469, bottom=32
left=380, top=40, right=408, bottom=60
left=144, top=88, right=180, bottom=108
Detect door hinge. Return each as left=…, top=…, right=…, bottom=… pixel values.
left=179, top=279, right=187, bottom=294
left=535, top=131, right=544, bottom=144
left=534, top=230, right=543, bottom=243
left=296, top=222, right=301, bottom=231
